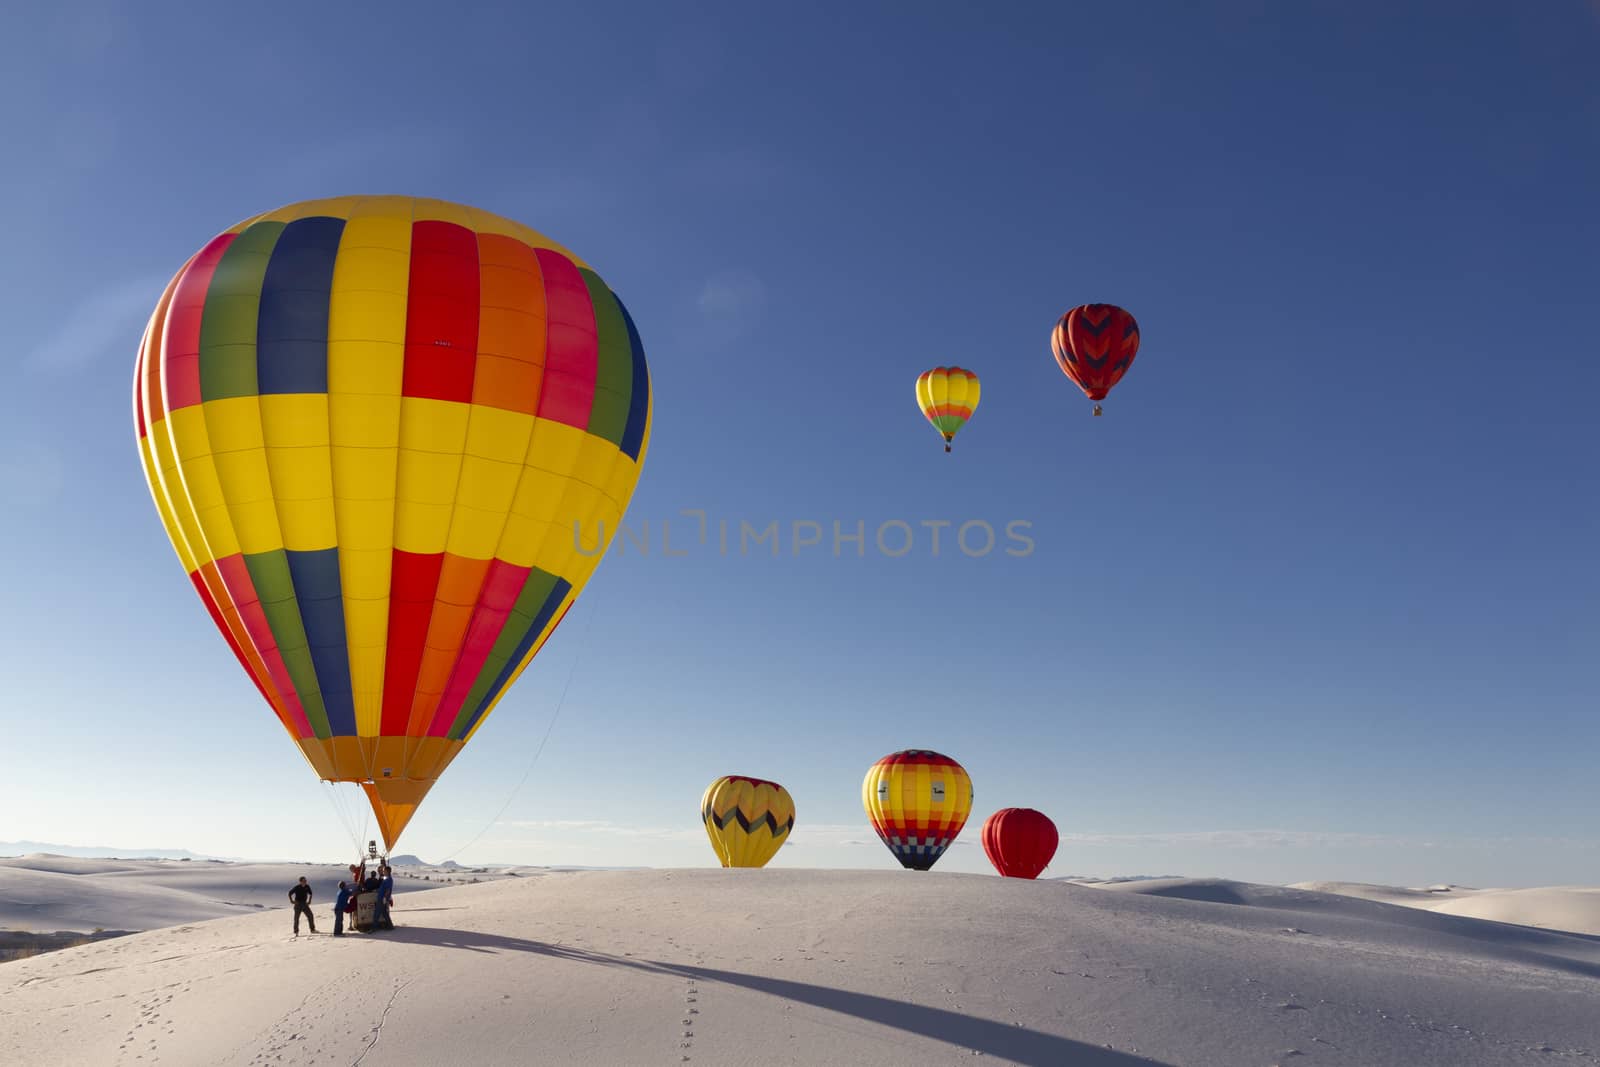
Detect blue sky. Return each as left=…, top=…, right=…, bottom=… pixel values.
left=1, top=2, right=1595, bottom=886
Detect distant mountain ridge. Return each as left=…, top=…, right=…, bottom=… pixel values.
left=0, top=841, right=234, bottom=862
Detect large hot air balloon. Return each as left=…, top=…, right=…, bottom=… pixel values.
left=862, top=750, right=973, bottom=870
left=700, top=775, right=795, bottom=868
left=1050, top=304, right=1140, bottom=416
left=915, top=366, right=980, bottom=452
left=981, top=808, right=1059, bottom=879
left=133, top=195, right=651, bottom=853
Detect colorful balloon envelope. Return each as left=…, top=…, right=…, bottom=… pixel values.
left=861, top=750, right=973, bottom=870
left=133, top=196, right=652, bottom=852
left=1050, top=304, right=1140, bottom=416
left=981, top=808, right=1059, bottom=879
left=700, top=775, right=796, bottom=868
left=915, top=366, right=980, bottom=452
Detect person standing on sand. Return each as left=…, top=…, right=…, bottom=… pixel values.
left=289, top=876, right=316, bottom=935
left=333, top=881, right=351, bottom=936
left=375, top=865, right=395, bottom=929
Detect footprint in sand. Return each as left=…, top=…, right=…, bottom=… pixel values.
left=678, top=980, right=701, bottom=1061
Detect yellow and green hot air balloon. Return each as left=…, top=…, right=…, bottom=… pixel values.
left=701, top=775, right=795, bottom=868
left=915, top=366, right=980, bottom=452
left=133, top=195, right=652, bottom=853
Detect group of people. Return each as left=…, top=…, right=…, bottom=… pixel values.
left=287, top=863, right=396, bottom=936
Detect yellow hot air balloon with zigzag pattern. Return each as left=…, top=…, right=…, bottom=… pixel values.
left=701, top=775, right=795, bottom=868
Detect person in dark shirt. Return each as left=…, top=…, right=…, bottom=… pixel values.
left=333, top=881, right=351, bottom=936
left=289, top=877, right=316, bottom=935
left=374, top=865, right=395, bottom=929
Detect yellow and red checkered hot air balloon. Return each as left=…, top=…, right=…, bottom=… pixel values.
left=915, top=366, right=980, bottom=452
left=700, top=776, right=796, bottom=868
left=862, top=750, right=973, bottom=870
left=133, top=196, right=651, bottom=852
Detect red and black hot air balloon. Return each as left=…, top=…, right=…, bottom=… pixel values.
left=1050, top=303, right=1140, bottom=416
left=981, top=808, right=1059, bottom=879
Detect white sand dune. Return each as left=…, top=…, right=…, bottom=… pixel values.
left=0, top=855, right=149, bottom=877
left=2, top=870, right=1597, bottom=1066
left=1288, top=881, right=1600, bottom=937
left=0, top=854, right=441, bottom=933
left=1285, top=881, right=1467, bottom=908
left=1425, top=888, right=1600, bottom=935
left=0, top=865, right=250, bottom=933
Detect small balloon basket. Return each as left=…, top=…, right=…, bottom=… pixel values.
left=352, top=892, right=379, bottom=933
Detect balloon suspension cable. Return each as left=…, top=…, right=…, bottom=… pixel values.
left=320, top=780, right=367, bottom=858
left=436, top=592, right=603, bottom=866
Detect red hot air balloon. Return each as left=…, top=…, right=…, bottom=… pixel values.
left=981, top=808, right=1059, bottom=879
left=1050, top=303, right=1140, bottom=416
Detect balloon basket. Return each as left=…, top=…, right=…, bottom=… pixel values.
left=352, top=893, right=378, bottom=933
left=1092, top=403, right=1103, bottom=417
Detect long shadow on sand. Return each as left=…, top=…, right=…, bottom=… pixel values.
left=381, top=926, right=1169, bottom=1065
